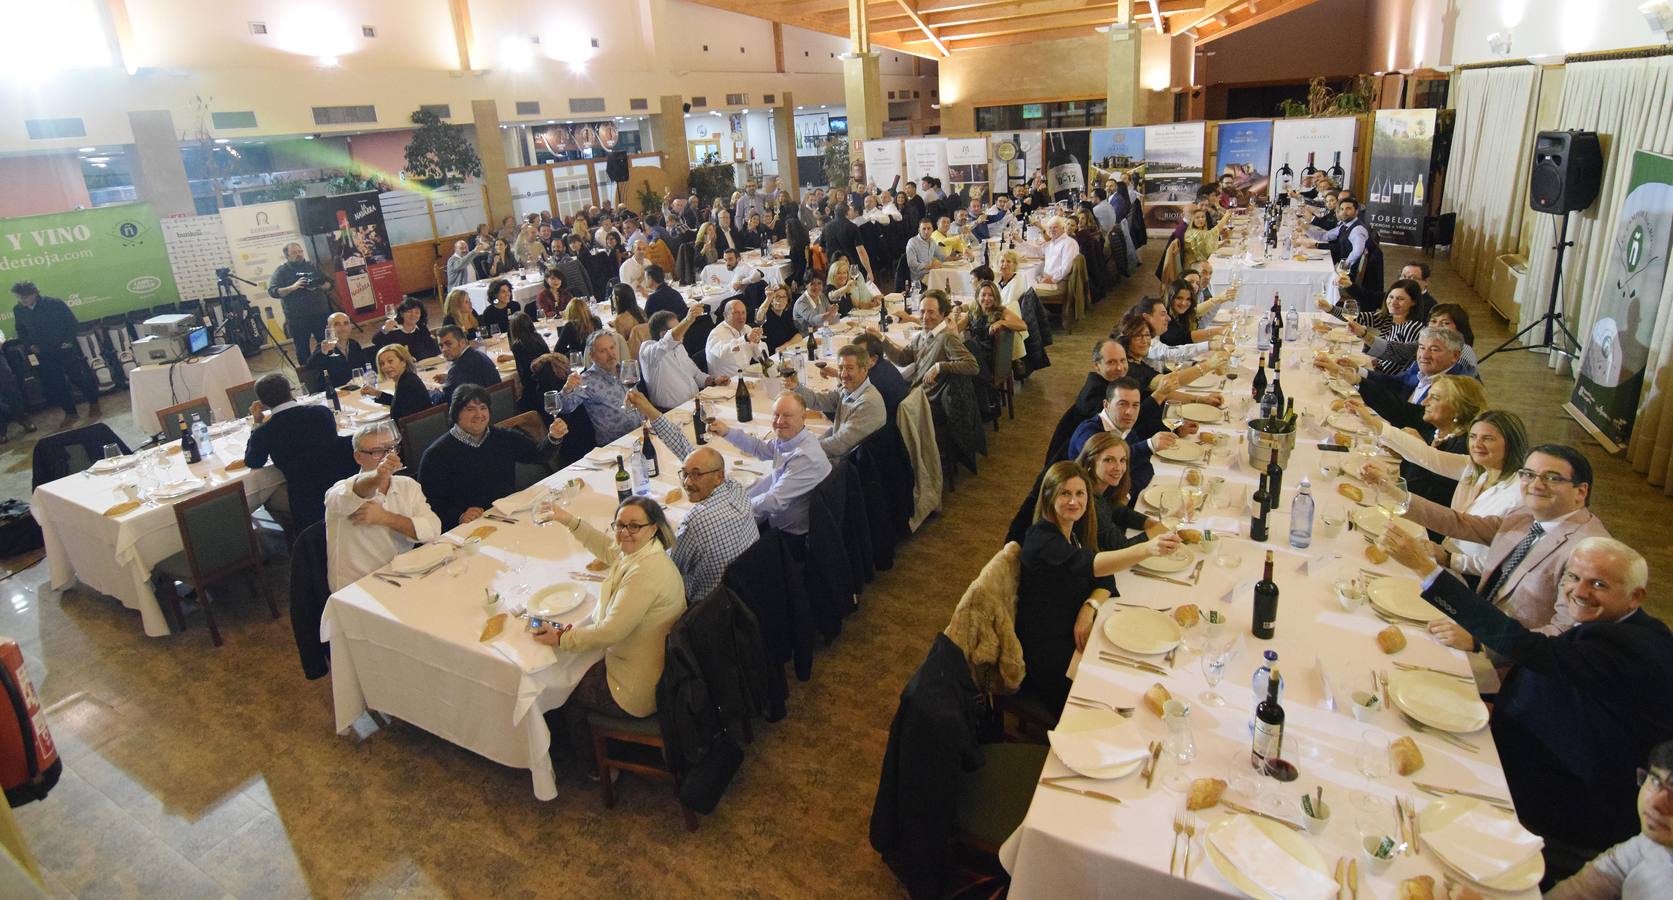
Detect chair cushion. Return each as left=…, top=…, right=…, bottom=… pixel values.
left=153, top=550, right=192, bottom=582
left=954, top=742, right=1048, bottom=850
left=587, top=710, right=660, bottom=737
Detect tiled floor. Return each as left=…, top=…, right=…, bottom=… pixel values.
left=2, top=246, right=1669, bottom=898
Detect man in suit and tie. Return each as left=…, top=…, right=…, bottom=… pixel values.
left=1062, top=377, right=1174, bottom=498
left=1380, top=443, right=1610, bottom=648
left=866, top=290, right=978, bottom=403
left=244, top=374, right=357, bottom=529
left=1338, top=326, right=1477, bottom=436
left=783, top=344, right=885, bottom=458
left=1381, top=529, right=1673, bottom=885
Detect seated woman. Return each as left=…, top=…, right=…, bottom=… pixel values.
left=741, top=211, right=772, bottom=251
left=1016, top=461, right=1181, bottom=713
left=533, top=496, right=685, bottom=763
left=1075, top=432, right=1164, bottom=549
left=1160, top=279, right=1225, bottom=346
left=529, top=267, right=572, bottom=320
left=1180, top=206, right=1225, bottom=273
left=483, top=237, right=518, bottom=279
left=440, top=289, right=480, bottom=340
left=609, top=283, right=649, bottom=363
left=1350, top=373, right=1485, bottom=507
left=756, top=284, right=800, bottom=353
left=415, top=384, right=567, bottom=529
left=1358, top=404, right=1528, bottom=583
left=962, top=280, right=1027, bottom=367
left=826, top=258, right=879, bottom=312
left=1364, top=302, right=1480, bottom=375
left=1114, top=321, right=1224, bottom=408
left=361, top=343, right=440, bottom=422
left=555, top=295, right=604, bottom=355
left=478, top=279, right=515, bottom=336
left=1320, top=279, right=1425, bottom=376
left=507, top=312, right=567, bottom=416
left=371, top=296, right=441, bottom=360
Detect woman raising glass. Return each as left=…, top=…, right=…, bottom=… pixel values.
left=1321, top=278, right=1425, bottom=375
left=362, top=343, right=440, bottom=421
left=1075, top=432, right=1166, bottom=550
left=757, top=284, right=800, bottom=353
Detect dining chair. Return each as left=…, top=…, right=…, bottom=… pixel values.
left=155, top=397, right=213, bottom=440
left=225, top=380, right=259, bottom=421
left=990, top=331, right=1015, bottom=427
left=151, top=481, right=277, bottom=646
left=484, top=379, right=517, bottom=423
left=396, top=403, right=450, bottom=472
left=497, top=410, right=553, bottom=490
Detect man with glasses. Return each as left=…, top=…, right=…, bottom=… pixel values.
left=626, top=390, right=758, bottom=603
left=1380, top=532, right=1673, bottom=886
left=1550, top=740, right=1673, bottom=898
left=704, top=391, right=830, bottom=545
left=1387, top=443, right=1611, bottom=646
left=324, top=422, right=443, bottom=591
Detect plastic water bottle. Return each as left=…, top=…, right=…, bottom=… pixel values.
left=1249, top=651, right=1283, bottom=735
left=1284, top=307, right=1300, bottom=342
left=1289, top=478, right=1315, bottom=549
left=1257, top=313, right=1272, bottom=352
left=629, top=446, right=650, bottom=496
left=191, top=414, right=214, bottom=457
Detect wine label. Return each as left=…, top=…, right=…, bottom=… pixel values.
left=1251, top=719, right=1284, bottom=767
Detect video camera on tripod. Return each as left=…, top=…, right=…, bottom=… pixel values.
left=215, top=267, right=271, bottom=358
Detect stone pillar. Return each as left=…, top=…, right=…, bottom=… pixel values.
left=648, top=94, right=691, bottom=196
left=772, top=91, right=799, bottom=199
left=470, top=99, right=513, bottom=224
left=1105, top=24, right=1144, bottom=128
left=127, top=110, right=194, bottom=218
left=843, top=53, right=886, bottom=141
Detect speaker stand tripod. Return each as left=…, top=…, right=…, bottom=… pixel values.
left=1481, top=210, right=1582, bottom=363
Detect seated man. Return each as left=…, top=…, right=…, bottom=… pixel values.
left=432, top=324, right=502, bottom=401
left=626, top=391, right=759, bottom=604
left=782, top=344, right=886, bottom=458
left=699, top=247, right=761, bottom=301
left=904, top=219, right=950, bottom=287
left=705, top=297, right=768, bottom=379
left=1328, top=326, right=1477, bottom=436
left=1062, top=378, right=1180, bottom=501
left=618, top=240, right=650, bottom=294
left=1382, top=529, right=1673, bottom=884
left=417, top=384, right=568, bottom=529
left=1368, top=443, right=1610, bottom=645
left=639, top=307, right=727, bottom=410
left=244, top=373, right=356, bottom=529
left=705, top=391, right=831, bottom=543
left=642, top=265, right=687, bottom=321
left=1036, top=216, right=1080, bottom=287
left=555, top=330, right=644, bottom=445
left=324, top=422, right=443, bottom=591
left=851, top=332, right=908, bottom=421
left=867, top=290, right=977, bottom=403
left=1548, top=739, right=1673, bottom=898
left=304, top=312, right=368, bottom=389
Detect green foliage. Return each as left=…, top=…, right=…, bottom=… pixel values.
left=242, top=177, right=304, bottom=204
left=688, top=163, right=737, bottom=208
left=823, top=137, right=850, bottom=191
left=327, top=173, right=387, bottom=196
left=403, top=108, right=482, bottom=187
left=1278, top=76, right=1378, bottom=118
left=635, top=180, right=664, bottom=215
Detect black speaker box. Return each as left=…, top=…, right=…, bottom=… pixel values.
left=1529, top=130, right=1603, bottom=214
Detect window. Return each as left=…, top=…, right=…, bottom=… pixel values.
left=975, top=100, right=1107, bottom=132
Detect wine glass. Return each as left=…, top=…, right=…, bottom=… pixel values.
left=620, top=359, right=640, bottom=391
left=102, top=443, right=122, bottom=464
left=1199, top=631, right=1238, bottom=707
left=1178, top=465, right=1207, bottom=524
left=544, top=390, right=562, bottom=419
left=384, top=303, right=397, bottom=325
left=567, top=351, right=584, bottom=372
left=1355, top=731, right=1392, bottom=781
left=1376, top=477, right=1409, bottom=529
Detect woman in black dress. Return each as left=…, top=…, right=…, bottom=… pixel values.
left=372, top=296, right=441, bottom=360
left=1015, top=461, right=1181, bottom=713
left=1161, top=280, right=1225, bottom=346
left=362, top=343, right=439, bottom=422
left=478, top=278, right=515, bottom=335
left=1074, top=432, right=1162, bottom=550
left=756, top=284, right=799, bottom=353
left=507, top=312, right=566, bottom=416
left=555, top=295, right=603, bottom=355
left=483, top=237, right=518, bottom=279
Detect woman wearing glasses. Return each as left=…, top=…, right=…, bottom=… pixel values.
left=534, top=496, right=685, bottom=768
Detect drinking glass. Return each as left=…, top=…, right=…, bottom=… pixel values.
left=1376, top=477, right=1410, bottom=529
left=1199, top=633, right=1238, bottom=707
left=544, top=390, right=562, bottom=418
left=1178, top=466, right=1207, bottom=524
left=102, top=443, right=121, bottom=462
left=532, top=490, right=558, bottom=526
left=384, top=303, right=397, bottom=324
left=621, top=360, right=640, bottom=390
left=567, top=351, right=584, bottom=371
left=1355, top=731, right=1392, bottom=781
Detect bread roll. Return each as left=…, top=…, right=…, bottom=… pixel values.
left=1366, top=544, right=1390, bottom=565
left=664, top=488, right=683, bottom=504
left=1174, top=604, right=1201, bottom=628
left=467, top=525, right=497, bottom=541
left=1391, top=736, right=1424, bottom=775
left=1338, top=482, right=1364, bottom=503
left=1377, top=626, right=1408, bottom=654
left=479, top=613, right=507, bottom=643
left=1177, top=529, right=1203, bottom=545
left=1398, top=875, right=1436, bottom=900
left=586, top=558, right=609, bottom=572
left=1330, top=398, right=1347, bottom=412
left=1143, top=683, right=1172, bottom=718
left=1186, top=777, right=1227, bottom=811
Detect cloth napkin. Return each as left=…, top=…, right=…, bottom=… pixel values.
left=1425, top=804, right=1544, bottom=883
left=492, top=483, right=548, bottom=516
left=1046, top=724, right=1151, bottom=774
left=1208, top=815, right=1339, bottom=900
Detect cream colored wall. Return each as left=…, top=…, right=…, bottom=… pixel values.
left=1452, top=0, right=1666, bottom=64
left=938, top=30, right=1183, bottom=125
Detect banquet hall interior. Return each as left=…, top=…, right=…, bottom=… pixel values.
left=3, top=0, right=1673, bottom=897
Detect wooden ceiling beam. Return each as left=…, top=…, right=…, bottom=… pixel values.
left=1193, top=0, right=1322, bottom=43
left=910, top=7, right=1138, bottom=40
left=682, top=0, right=925, bottom=54
left=893, top=0, right=950, bottom=57
left=905, top=23, right=1115, bottom=50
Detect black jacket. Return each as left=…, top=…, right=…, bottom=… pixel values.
left=1404, top=431, right=1466, bottom=510
left=440, top=346, right=503, bottom=401
left=851, top=426, right=913, bottom=571
left=372, top=326, right=441, bottom=361
left=1422, top=572, right=1673, bottom=853
left=305, top=340, right=368, bottom=389
left=375, top=370, right=437, bottom=423
left=1015, top=288, right=1053, bottom=375
left=722, top=527, right=810, bottom=695
left=806, top=462, right=863, bottom=641
left=12, top=296, right=81, bottom=350
left=644, top=285, right=689, bottom=321
left=289, top=521, right=331, bottom=679
left=243, top=404, right=356, bottom=529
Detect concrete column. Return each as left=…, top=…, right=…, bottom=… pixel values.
left=470, top=99, right=514, bottom=224
left=648, top=94, right=691, bottom=196
left=126, top=110, right=194, bottom=218
left=843, top=53, right=886, bottom=141
left=772, top=91, right=799, bottom=198
left=1104, top=24, right=1144, bottom=128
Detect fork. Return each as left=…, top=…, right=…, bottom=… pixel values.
left=1170, top=813, right=1186, bottom=876
left=1181, top=815, right=1197, bottom=876
left=1065, top=696, right=1134, bottom=717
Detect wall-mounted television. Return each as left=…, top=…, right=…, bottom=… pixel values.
left=828, top=117, right=849, bottom=135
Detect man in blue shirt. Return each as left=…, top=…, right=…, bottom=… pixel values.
left=432, top=325, right=502, bottom=401
left=556, top=330, right=644, bottom=445
left=706, top=390, right=830, bottom=538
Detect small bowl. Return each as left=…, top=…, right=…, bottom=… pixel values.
left=1302, top=800, right=1331, bottom=835
left=1334, top=579, right=1366, bottom=611
left=1360, top=836, right=1396, bottom=876
left=1350, top=690, right=1380, bottom=723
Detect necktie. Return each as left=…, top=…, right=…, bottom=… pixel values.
left=1481, top=523, right=1544, bottom=601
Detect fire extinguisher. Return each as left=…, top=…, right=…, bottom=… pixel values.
left=0, top=639, right=60, bottom=806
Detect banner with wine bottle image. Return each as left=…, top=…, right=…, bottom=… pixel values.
left=295, top=192, right=402, bottom=326
left=1364, top=109, right=1438, bottom=246
left=1141, top=122, right=1207, bottom=236
left=987, top=131, right=1042, bottom=195
left=1267, top=117, right=1355, bottom=204
left=1213, top=120, right=1274, bottom=209
left=1044, top=129, right=1091, bottom=202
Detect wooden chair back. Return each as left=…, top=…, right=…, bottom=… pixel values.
left=156, top=397, right=213, bottom=440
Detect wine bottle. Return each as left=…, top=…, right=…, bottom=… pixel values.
left=1271, top=371, right=1286, bottom=413
left=179, top=415, right=200, bottom=464
left=1251, top=664, right=1285, bottom=768
left=1251, top=355, right=1268, bottom=403
left=735, top=377, right=753, bottom=422
left=1266, top=456, right=1285, bottom=514
left=1301, top=152, right=1318, bottom=185
left=1252, top=550, right=1279, bottom=640
left=329, top=385, right=342, bottom=411
left=693, top=399, right=708, bottom=445
left=641, top=426, right=659, bottom=478
left=1250, top=471, right=1270, bottom=542
left=1327, top=151, right=1345, bottom=185
left=1413, top=175, right=1425, bottom=206
left=614, top=455, right=631, bottom=503
left=1276, top=154, right=1294, bottom=193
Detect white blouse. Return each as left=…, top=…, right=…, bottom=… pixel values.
left=1377, top=422, right=1521, bottom=576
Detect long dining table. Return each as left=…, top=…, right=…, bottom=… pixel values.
left=998, top=307, right=1539, bottom=899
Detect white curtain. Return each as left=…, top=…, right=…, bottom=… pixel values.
left=1443, top=66, right=1541, bottom=290
left=1516, top=57, right=1673, bottom=487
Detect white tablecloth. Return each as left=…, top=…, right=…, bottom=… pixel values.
left=999, top=309, right=1535, bottom=899
left=924, top=239, right=1043, bottom=296
left=128, top=350, right=254, bottom=434
left=1209, top=253, right=1337, bottom=314
left=462, top=272, right=545, bottom=314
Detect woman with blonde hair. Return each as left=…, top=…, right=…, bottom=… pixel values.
left=556, top=294, right=603, bottom=354
left=361, top=343, right=437, bottom=421
left=826, top=257, right=878, bottom=311
left=1352, top=373, right=1488, bottom=508
left=440, top=289, right=481, bottom=340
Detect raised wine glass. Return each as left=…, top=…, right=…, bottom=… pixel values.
left=1376, top=476, right=1410, bottom=530
left=621, top=360, right=640, bottom=391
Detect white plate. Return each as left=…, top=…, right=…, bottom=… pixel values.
left=1101, top=607, right=1182, bottom=655
left=1326, top=412, right=1375, bottom=435
left=1188, top=375, right=1221, bottom=390
left=149, top=477, right=205, bottom=499
left=1326, top=328, right=1359, bottom=343
left=697, top=385, right=733, bottom=401
left=1204, top=815, right=1334, bottom=900
left=89, top=456, right=136, bottom=474
left=1052, top=707, right=1148, bottom=780
left=1349, top=507, right=1425, bottom=541
left=527, top=582, right=589, bottom=619
left=1155, top=441, right=1204, bottom=463
left=1136, top=550, right=1194, bottom=575
left=1419, top=797, right=1545, bottom=892
left=391, top=543, right=453, bottom=574
left=1367, top=575, right=1443, bottom=623
left=1181, top=403, right=1223, bottom=423
left=1139, top=485, right=1181, bottom=512
left=349, top=409, right=390, bottom=424
left=1388, top=670, right=1490, bottom=734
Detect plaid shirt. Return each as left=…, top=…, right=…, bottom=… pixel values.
left=651, top=416, right=759, bottom=603
left=557, top=364, right=644, bottom=445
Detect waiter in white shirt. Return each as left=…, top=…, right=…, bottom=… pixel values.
left=323, top=422, right=443, bottom=591
left=619, top=241, right=650, bottom=295
left=705, top=297, right=768, bottom=378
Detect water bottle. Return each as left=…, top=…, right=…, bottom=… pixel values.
left=1289, top=478, right=1315, bottom=549
left=629, top=446, right=650, bottom=496
left=1249, top=650, right=1283, bottom=735
left=1284, top=307, right=1300, bottom=343
left=1257, top=313, right=1272, bottom=352
left=191, top=414, right=214, bottom=457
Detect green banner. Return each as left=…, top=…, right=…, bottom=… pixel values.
left=0, top=203, right=177, bottom=328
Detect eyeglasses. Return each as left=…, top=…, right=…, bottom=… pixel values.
left=679, top=467, right=722, bottom=480
left=1637, top=768, right=1671, bottom=795
left=1517, top=468, right=1578, bottom=486
left=612, top=521, right=655, bottom=534
left=359, top=443, right=401, bottom=457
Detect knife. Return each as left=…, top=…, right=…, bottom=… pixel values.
left=1397, top=712, right=1480, bottom=753
left=1039, top=781, right=1123, bottom=805
left=1144, top=741, right=1162, bottom=789
left=1333, top=857, right=1346, bottom=900
left=1220, top=799, right=1304, bottom=831
left=1098, top=652, right=1169, bottom=676
left=1348, top=858, right=1359, bottom=900
left=1413, top=783, right=1512, bottom=809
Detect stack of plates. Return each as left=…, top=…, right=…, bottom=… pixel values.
left=1419, top=797, right=1545, bottom=892
left=89, top=456, right=136, bottom=475
left=1180, top=403, right=1223, bottom=423
left=1325, top=412, right=1375, bottom=435
left=1366, top=575, right=1443, bottom=623
left=1139, top=485, right=1181, bottom=512
left=1387, top=670, right=1490, bottom=734
left=149, top=476, right=205, bottom=500
left=391, top=544, right=452, bottom=574
left=1154, top=441, right=1205, bottom=463
left=1134, top=551, right=1194, bottom=576
left=1204, top=815, right=1334, bottom=900
left=527, top=582, right=590, bottom=619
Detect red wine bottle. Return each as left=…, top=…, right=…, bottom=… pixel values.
left=1252, top=550, right=1279, bottom=639
left=1251, top=664, right=1285, bottom=767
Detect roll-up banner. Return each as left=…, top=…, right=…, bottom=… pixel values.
left=1269, top=117, right=1356, bottom=202
left=1142, top=122, right=1206, bottom=235
left=903, top=138, right=950, bottom=191
left=1365, top=109, right=1437, bottom=246
left=295, top=192, right=402, bottom=326
left=219, top=200, right=305, bottom=340
left=863, top=140, right=904, bottom=192
left=0, top=203, right=176, bottom=327
left=945, top=138, right=990, bottom=201
left=988, top=131, right=1042, bottom=195
left=1044, top=130, right=1090, bottom=201
left=1089, top=127, right=1146, bottom=189
left=1215, top=120, right=1274, bottom=209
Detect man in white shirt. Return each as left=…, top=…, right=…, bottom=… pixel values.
left=1548, top=739, right=1673, bottom=900
left=640, top=308, right=728, bottom=409
left=619, top=241, right=650, bottom=295
left=1130, top=296, right=1213, bottom=367
left=1038, top=216, right=1079, bottom=285
left=699, top=248, right=761, bottom=301
left=905, top=219, right=949, bottom=287
left=705, top=297, right=767, bottom=378
left=323, top=421, right=443, bottom=591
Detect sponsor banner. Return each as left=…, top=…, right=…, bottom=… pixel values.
left=794, top=112, right=830, bottom=157
left=988, top=130, right=1042, bottom=195
left=1089, top=127, right=1146, bottom=189
left=946, top=138, right=990, bottom=201
left=0, top=203, right=176, bottom=326
left=1142, top=122, right=1206, bottom=234
left=531, top=120, right=640, bottom=163
left=1365, top=109, right=1438, bottom=245
left=1269, top=116, right=1356, bottom=201
left=862, top=140, right=904, bottom=191
left=296, top=192, right=401, bottom=326
left=160, top=214, right=233, bottom=302
left=220, top=201, right=306, bottom=339
left=1044, top=129, right=1090, bottom=201
left=1215, top=120, right=1274, bottom=209
left=1568, top=151, right=1673, bottom=451
left=904, top=138, right=950, bottom=190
